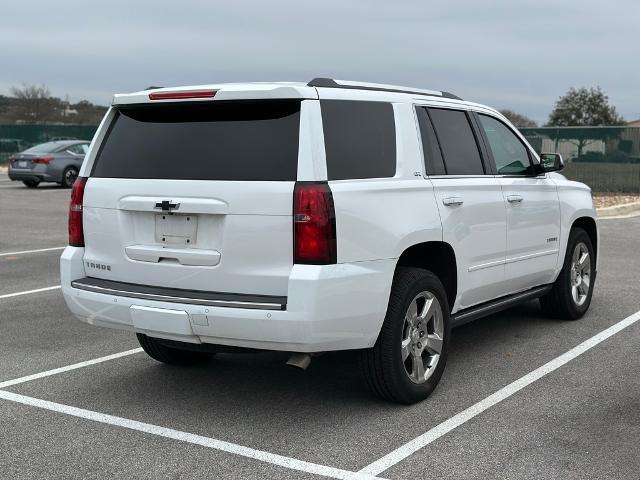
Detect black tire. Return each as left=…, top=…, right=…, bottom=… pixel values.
left=137, top=333, right=214, bottom=365
left=540, top=227, right=595, bottom=320
left=22, top=179, right=40, bottom=188
left=61, top=167, right=79, bottom=188
left=360, top=267, right=451, bottom=404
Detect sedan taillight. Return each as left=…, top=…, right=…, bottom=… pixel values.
left=32, top=157, right=53, bottom=164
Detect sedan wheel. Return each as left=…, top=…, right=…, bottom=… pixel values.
left=62, top=167, right=79, bottom=188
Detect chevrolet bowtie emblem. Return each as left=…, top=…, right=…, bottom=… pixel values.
left=154, top=200, right=180, bottom=212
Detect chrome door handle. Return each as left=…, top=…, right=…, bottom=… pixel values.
left=507, top=194, right=523, bottom=203
left=442, top=196, right=464, bottom=206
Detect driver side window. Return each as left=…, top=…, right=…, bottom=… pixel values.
left=478, top=114, right=531, bottom=175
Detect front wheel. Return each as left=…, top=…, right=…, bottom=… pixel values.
left=540, top=227, right=595, bottom=320
left=137, top=334, right=214, bottom=365
left=360, top=267, right=451, bottom=404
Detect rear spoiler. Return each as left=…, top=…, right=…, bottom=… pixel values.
left=112, top=84, right=318, bottom=106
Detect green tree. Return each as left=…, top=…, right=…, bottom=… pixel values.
left=499, top=109, right=537, bottom=127
left=547, top=87, right=624, bottom=127
left=547, top=87, right=625, bottom=158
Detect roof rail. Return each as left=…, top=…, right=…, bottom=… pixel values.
left=307, top=77, right=462, bottom=100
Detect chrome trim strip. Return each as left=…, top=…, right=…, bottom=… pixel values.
left=468, top=259, right=505, bottom=272
left=71, top=281, right=284, bottom=311
left=468, top=249, right=558, bottom=272
left=505, top=249, right=558, bottom=265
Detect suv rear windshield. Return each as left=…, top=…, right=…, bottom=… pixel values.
left=92, top=100, right=301, bottom=181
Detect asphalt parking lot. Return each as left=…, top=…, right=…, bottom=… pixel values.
left=1, top=176, right=639, bottom=480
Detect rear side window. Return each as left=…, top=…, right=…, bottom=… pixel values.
left=92, top=100, right=300, bottom=181
left=416, top=107, right=446, bottom=175
left=321, top=100, right=396, bottom=180
left=428, top=108, right=484, bottom=175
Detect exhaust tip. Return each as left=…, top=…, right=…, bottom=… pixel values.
left=286, top=353, right=312, bottom=371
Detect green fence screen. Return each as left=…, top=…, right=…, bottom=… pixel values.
left=520, top=126, right=640, bottom=193
left=1, top=124, right=639, bottom=192
left=0, top=124, right=98, bottom=162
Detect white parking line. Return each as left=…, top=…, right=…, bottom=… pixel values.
left=0, top=391, right=382, bottom=480
left=359, top=309, right=640, bottom=476
left=0, top=348, right=383, bottom=479
left=0, top=246, right=65, bottom=257
left=0, top=349, right=143, bottom=389
left=0, top=285, right=61, bottom=300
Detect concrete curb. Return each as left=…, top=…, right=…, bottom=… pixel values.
left=597, top=201, right=640, bottom=218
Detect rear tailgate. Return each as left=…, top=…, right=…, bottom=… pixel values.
left=82, top=98, right=304, bottom=297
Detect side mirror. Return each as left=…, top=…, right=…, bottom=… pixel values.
left=536, top=153, right=564, bottom=174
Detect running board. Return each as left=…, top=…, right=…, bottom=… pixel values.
left=452, top=284, right=552, bottom=327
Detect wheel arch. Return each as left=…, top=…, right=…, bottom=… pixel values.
left=571, top=216, right=598, bottom=264
left=395, top=241, right=457, bottom=311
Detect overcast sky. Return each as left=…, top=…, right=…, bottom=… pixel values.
left=1, top=0, right=638, bottom=123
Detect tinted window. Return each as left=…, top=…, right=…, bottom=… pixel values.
left=416, top=107, right=446, bottom=175
left=92, top=100, right=300, bottom=181
left=428, top=108, right=484, bottom=175
left=23, top=142, right=62, bottom=154
left=479, top=114, right=531, bottom=175
left=68, top=144, right=88, bottom=155
left=321, top=100, right=396, bottom=180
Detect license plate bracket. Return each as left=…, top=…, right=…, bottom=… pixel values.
left=155, top=214, right=198, bottom=245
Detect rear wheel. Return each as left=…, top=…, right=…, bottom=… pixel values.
left=61, top=167, right=79, bottom=188
left=360, top=267, right=451, bottom=404
left=22, top=179, right=40, bottom=188
left=137, top=333, right=214, bottom=365
left=540, top=227, right=595, bottom=320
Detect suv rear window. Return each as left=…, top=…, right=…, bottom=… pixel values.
left=321, top=100, right=396, bottom=180
left=92, top=100, right=300, bottom=181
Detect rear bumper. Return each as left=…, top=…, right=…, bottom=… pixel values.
left=61, top=247, right=395, bottom=352
left=8, top=168, right=56, bottom=182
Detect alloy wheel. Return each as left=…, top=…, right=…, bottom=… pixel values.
left=401, top=291, right=444, bottom=384
left=570, top=241, right=591, bottom=307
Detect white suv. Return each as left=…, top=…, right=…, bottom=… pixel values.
left=61, top=78, right=598, bottom=404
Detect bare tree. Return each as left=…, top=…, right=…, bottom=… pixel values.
left=10, top=83, right=53, bottom=123
left=499, top=109, right=537, bottom=127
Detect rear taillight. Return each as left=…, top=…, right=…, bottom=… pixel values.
left=32, top=157, right=53, bottom=164
left=293, top=182, right=337, bottom=264
left=68, top=177, right=87, bottom=247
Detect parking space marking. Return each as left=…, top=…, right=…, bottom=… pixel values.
left=0, top=246, right=65, bottom=257
left=0, top=391, right=383, bottom=480
left=0, top=285, right=61, bottom=300
left=359, top=309, right=640, bottom=476
left=0, top=349, right=143, bottom=389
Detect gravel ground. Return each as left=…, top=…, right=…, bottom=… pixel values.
left=593, top=193, right=640, bottom=209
